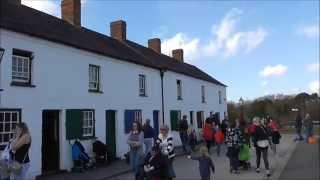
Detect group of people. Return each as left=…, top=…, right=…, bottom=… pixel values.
left=0, top=122, right=32, bottom=180
left=225, top=116, right=281, bottom=177
left=295, top=112, right=314, bottom=142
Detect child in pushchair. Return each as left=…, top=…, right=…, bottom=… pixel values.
left=72, top=140, right=94, bottom=172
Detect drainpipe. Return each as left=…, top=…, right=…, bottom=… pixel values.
left=160, top=68, right=166, bottom=124
left=0, top=46, right=5, bottom=108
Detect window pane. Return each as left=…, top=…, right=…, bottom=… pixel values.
left=0, top=113, right=3, bottom=122
left=3, top=134, right=9, bottom=142
left=12, top=113, right=18, bottom=122
left=5, top=113, right=10, bottom=122
left=5, top=123, right=10, bottom=132
left=0, top=123, right=3, bottom=132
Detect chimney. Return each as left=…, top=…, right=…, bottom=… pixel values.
left=6, top=0, right=21, bottom=5
left=148, top=38, right=161, bottom=53
left=172, top=49, right=184, bottom=62
left=61, top=0, right=81, bottom=26
left=110, top=20, right=126, bottom=41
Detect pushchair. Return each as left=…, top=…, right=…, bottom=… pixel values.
left=92, top=139, right=107, bottom=165
left=239, top=144, right=251, bottom=170
left=72, top=140, right=93, bottom=172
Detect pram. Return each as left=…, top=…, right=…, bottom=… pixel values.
left=239, top=144, right=251, bottom=170
left=72, top=140, right=93, bottom=172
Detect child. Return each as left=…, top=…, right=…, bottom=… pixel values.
left=188, top=146, right=215, bottom=180
left=143, top=146, right=168, bottom=180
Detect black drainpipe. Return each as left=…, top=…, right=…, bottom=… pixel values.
left=160, top=68, right=166, bottom=124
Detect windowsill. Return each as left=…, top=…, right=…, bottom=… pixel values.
left=88, top=89, right=103, bottom=94
left=177, top=97, right=183, bottom=101
left=202, top=101, right=207, bottom=104
left=80, top=136, right=96, bottom=140
left=10, top=81, right=36, bottom=88
left=139, top=94, right=148, bottom=97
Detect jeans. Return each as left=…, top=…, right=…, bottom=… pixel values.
left=10, top=163, right=30, bottom=180
left=228, top=147, right=239, bottom=171
left=144, top=138, right=153, bottom=155
left=205, top=140, right=212, bottom=151
left=167, top=158, right=176, bottom=178
left=256, top=147, right=269, bottom=170
left=216, top=143, right=221, bottom=156
left=130, top=150, right=142, bottom=175
left=295, top=128, right=303, bottom=140
left=179, top=131, right=191, bottom=154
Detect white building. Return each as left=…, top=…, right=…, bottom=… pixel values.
left=0, top=0, right=227, bottom=178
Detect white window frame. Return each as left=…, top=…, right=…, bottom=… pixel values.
left=82, top=111, right=94, bottom=137
left=89, top=65, right=100, bottom=91
left=134, top=110, right=142, bottom=123
left=201, top=85, right=206, bottom=103
left=12, top=55, right=30, bottom=83
left=0, top=111, right=20, bottom=147
left=139, top=74, right=147, bottom=96
left=177, top=80, right=182, bottom=100
left=218, top=91, right=222, bottom=104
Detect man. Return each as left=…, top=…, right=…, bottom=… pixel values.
left=295, top=112, right=303, bottom=141
left=179, top=115, right=192, bottom=154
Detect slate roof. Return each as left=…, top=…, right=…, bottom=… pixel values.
left=0, top=2, right=226, bottom=86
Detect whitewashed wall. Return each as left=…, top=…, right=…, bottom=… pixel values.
left=0, top=29, right=227, bottom=179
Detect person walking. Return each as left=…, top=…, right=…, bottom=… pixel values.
left=179, top=115, right=191, bottom=154
left=143, top=119, right=155, bottom=155
left=203, top=118, right=213, bottom=152
left=303, top=113, right=314, bottom=141
left=156, top=124, right=176, bottom=179
left=127, top=121, right=144, bottom=180
left=295, top=112, right=304, bottom=141
left=267, top=117, right=281, bottom=152
left=220, top=119, right=228, bottom=137
left=187, top=146, right=215, bottom=180
left=252, top=117, right=271, bottom=177
left=226, top=119, right=243, bottom=174
left=10, top=122, right=32, bottom=180
left=214, top=126, right=224, bottom=156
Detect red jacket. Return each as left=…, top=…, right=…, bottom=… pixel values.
left=214, top=130, right=225, bottom=144
left=203, top=123, right=213, bottom=141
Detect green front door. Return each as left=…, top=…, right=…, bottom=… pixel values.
left=106, top=110, right=117, bottom=162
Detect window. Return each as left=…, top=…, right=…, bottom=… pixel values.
left=196, top=111, right=204, bottom=128
left=218, top=91, right=222, bottom=104
left=177, top=80, right=182, bottom=100
left=170, top=110, right=181, bottom=131
left=66, top=109, right=95, bottom=140
left=189, top=111, right=194, bottom=125
left=124, top=109, right=142, bottom=133
left=201, top=85, right=206, bottom=103
left=82, top=111, right=94, bottom=137
left=11, top=49, right=34, bottom=87
left=89, top=65, right=100, bottom=91
left=0, top=110, right=20, bottom=149
left=139, top=74, right=147, bottom=96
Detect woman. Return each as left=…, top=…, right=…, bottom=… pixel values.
left=143, top=119, right=155, bottom=155
left=203, top=118, right=213, bottom=152
left=10, top=122, right=32, bottom=180
left=156, top=124, right=175, bottom=179
left=267, top=117, right=281, bottom=152
left=252, top=117, right=271, bottom=177
left=127, top=121, right=144, bottom=180
left=303, top=113, right=314, bottom=141
left=226, top=119, right=242, bottom=174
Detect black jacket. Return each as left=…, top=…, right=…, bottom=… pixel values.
left=252, top=125, right=271, bottom=144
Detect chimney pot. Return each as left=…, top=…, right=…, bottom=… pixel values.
left=172, top=49, right=184, bottom=62
left=110, top=20, right=126, bottom=41
left=61, top=0, right=81, bottom=26
left=148, top=38, right=161, bottom=53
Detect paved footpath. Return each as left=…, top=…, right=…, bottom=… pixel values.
left=108, top=134, right=297, bottom=180
left=279, top=139, right=319, bottom=180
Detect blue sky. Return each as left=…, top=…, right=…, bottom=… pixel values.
left=22, top=0, right=320, bottom=101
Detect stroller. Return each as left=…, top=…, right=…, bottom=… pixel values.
left=72, top=140, right=93, bottom=172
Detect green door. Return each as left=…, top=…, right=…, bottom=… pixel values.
left=106, top=110, right=117, bottom=162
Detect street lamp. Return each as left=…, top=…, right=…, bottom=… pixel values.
left=239, top=97, right=244, bottom=121
left=0, top=47, right=5, bottom=63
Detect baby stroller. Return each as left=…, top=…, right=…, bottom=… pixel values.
left=92, top=139, right=107, bottom=165
left=72, top=140, right=92, bottom=172
left=239, top=144, right=251, bottom=170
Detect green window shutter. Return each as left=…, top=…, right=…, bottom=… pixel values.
left=170, top=110, right=179, bottom=131
left=66, top=109, right=83, bottom=140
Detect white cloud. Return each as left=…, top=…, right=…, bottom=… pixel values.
left=203, top=8, right=268, bottom=58
left=297, top=24, right=319, bottom=38
left=22, top=0, right=60, bottom=17
left=259, top=64, right=288, bottom=78
left=261, top=80, right=268, bottom=86
left=307, top=62, right=320, bottom=73
left=161, top=33, right=200, bottom=61
left=309, top=80, right=320, bottom=94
